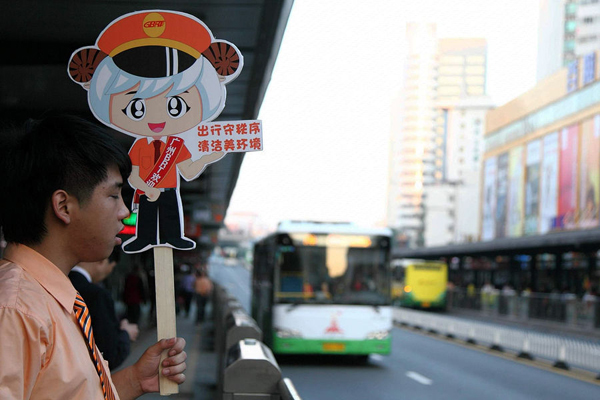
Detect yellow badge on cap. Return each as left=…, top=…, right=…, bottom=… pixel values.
left=143, top=13, right=166, bottom=38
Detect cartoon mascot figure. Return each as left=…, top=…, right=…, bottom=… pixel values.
left=68, top=10, right=243, bottom=253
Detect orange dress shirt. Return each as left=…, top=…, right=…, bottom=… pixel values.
left=0, top=244, right=120, bottom=400
left=128, top=137, right=191, bottom=189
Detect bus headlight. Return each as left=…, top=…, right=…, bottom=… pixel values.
left=366, top=330, right=390, bottom=340
left=275, top=328, right=303, bottom=338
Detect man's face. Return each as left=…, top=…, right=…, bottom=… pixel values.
left=70, top=166, right=129, bottom=263
left=109, top=83, right=203, bottom=137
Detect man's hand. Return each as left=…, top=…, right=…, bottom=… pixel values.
left=111, top=337, right=187, bottom=400
left=134, top=337, right=187, bottom=394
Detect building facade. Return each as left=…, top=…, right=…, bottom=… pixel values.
left=482, top=51, right=600, bottom=241
left=387, top=23, right=490, bottom=247
left=424, top=96, right=494, bottom=247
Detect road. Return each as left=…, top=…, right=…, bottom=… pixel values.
left=210, top=259, right=600, bottom=400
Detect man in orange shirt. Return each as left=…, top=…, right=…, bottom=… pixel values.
left=0, top=115, right=187, bottom=399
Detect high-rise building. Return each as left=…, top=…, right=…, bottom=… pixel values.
left=387, top=23, right=491, bottom=247
left=577, top=0, right=600, bottom=55
left=423, top=96, right=494, bottom=247
left=387, top=23, right=437, bottom=246
left=536, top=0, right=600, bottom=82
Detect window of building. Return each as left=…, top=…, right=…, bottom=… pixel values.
left=466, top=76, right=485, bottom=85
left=438, top=76, right=463, bottom=85
left=466, top=56, right=485, bottom=64
left=439, top=66, right=464, bottom=75
left=438, top=86, right=461, bottom=95
left=438, top=96, right=460, bottom=103
left=440, top=55, right=464, bottom=65
left=465, top=66, right=486, bottom=75
left=467, top=86, right=485, bottom=95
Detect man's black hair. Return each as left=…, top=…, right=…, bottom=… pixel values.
left=0, top=114, right=132, bottom=245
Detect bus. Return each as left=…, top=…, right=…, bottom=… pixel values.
left=252, top=221, right=393, bottom=357
left=391, top=259, right=448, bottom=310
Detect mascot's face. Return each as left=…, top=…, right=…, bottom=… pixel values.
left=109, top=83, right=203, bottom=137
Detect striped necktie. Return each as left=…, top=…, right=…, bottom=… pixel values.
left=73, top=292, right=117, bottom=400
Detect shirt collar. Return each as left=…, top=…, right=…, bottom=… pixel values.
left=3, top=243, right=77, bottom=312
left=145, top=136, right=167, bottom=144
left=71, top=266, right=93, bottom=283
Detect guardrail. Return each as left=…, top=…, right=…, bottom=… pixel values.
left=447, top=288, right=600, bottom=330
left=394, top=307, right=600, bottom=378
left=212, top=283, right=303, bottom=399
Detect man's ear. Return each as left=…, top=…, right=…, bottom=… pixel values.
left=51, top=189, right=74, bottom=225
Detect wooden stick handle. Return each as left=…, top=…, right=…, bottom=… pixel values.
left=154, top=246, right=179, bottom=395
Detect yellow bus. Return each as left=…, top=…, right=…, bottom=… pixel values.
left=391, top=259, right=448, bottom=310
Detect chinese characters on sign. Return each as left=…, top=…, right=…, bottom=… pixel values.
left=195, top=120, right=263, bottom=153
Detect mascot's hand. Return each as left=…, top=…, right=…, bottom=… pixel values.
left=145, top=187, right=161, bottom=202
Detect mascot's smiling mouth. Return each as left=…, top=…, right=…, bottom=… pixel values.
left=148, top=122, right=166, bottom=133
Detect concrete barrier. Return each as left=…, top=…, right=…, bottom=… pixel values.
left=225, top=309, right=263, bottom=350
left=223, top=339, right=281, bottom=399
left=212, top=283, right=303, bottom=399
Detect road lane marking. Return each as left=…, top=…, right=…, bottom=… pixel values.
left=396, top=325, right=600, bottom=387
left=370, top=354, right=384, bottom=362
left=406, top=371, right=433, bottom=385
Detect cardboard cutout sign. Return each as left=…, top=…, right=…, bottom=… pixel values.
left=68, top=9, right=262, bottom=254
left=68, top=10, right=262, bottom=395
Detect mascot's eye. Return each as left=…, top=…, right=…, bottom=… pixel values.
left=122, top=99, right=146, bottom=120
left=166, top=96, right=190, bottom=119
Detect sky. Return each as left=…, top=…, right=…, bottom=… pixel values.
left=226, top=0, right=540, bottom=231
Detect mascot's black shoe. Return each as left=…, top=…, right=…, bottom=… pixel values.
left=165, top=237, right=196, bottom=250
left=123, top=238, right=155, bottom=253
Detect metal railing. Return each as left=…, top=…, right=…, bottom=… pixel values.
left=394, top=307, right=600, bottom=376
left=448, top=288, right=600, bottom=329
left=212, top=283, right=303, bottom=400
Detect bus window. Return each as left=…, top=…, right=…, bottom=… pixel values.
left=276, top=247, right=305, bottom=301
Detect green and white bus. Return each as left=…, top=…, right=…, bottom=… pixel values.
left=251, top=221, right=393, bottom=356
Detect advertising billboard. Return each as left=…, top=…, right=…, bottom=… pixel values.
left=540, top=131, right=559, bottom=234
left=507, top=146, right=524, bottom=237
left=524, top=139, right=541, bottom=235
left=558, top=125, right=579, bottom=229
left=482, top=157, right=497, bottom=241
left=495, top=152, right=509, bottom=238
left=579, top=115, right=600, bottom=228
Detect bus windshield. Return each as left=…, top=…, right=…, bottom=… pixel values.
left=275, top=234, right=391, bottom=305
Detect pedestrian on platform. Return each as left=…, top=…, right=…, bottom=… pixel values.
left=179, top=264, right=196, bottom=318
left=194, top=266, right=213, bottom=324
left=123, top=264, right=148, bottom=325
left=0, top=114, right=187, bottom=399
